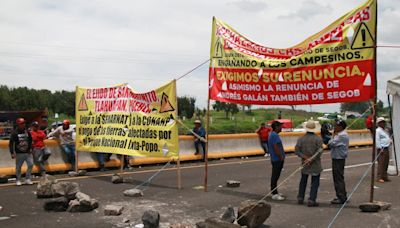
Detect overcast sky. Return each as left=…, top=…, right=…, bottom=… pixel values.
left=1, top=0, right=399, bottom=113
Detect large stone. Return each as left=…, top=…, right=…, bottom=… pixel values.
left=76, top=192, right=91, bottom=206
left=36, top=179, right=54, bottom=198
left=226, top=180, right=240, bottom=188
left=0, top=175, right=8, bottom=184
left=375, top=201, right=391, bottom=211
left=104, top=205, right=124, bottom=216
left=359, top=203, right=380, bottom=213
left=124, top=189, right=143, bottom=197
left=68, top=171, right=78, bottom=177
left=237, top=200, right=271, bottom=228
left=196, top=217, right=240, bottom=228
left=220, top=206, right=235, bottom=223
left=142, top=210, right=160, bottom=228
left=51, top=181, right=80, bottom=200
left=111, top=174, right=124, bottom=184
left=67, top=198, right=99, bottom=213
left=78, top=170, right=87, bottom=176
left=43, top=197, right=69, bottom=212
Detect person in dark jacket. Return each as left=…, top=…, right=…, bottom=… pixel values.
left=9, top=118, right=33, bottom=186
left=193, top=120, right=206, bottom=155
left=295, top=119, right=323, bottom=207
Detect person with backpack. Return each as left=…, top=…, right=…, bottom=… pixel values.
left=9, top=118, right=33, bottom=186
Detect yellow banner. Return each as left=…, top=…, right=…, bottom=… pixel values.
left=209, top=0, right=376, bottom=105
left=75, top=80, right=179, bottom=158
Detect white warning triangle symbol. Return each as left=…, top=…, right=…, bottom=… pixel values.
left=258, top=68, right=263, bottom=78
left=162, top=143, right=169, bottom=156
left=363, top=73, right=372, bottom=86
left=278, top=73, right=284, bottom=82
left=221, top=81, right=228, bottom=91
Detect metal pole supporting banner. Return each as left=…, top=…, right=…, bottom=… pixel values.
left=369, top=0, right=378, bottom=203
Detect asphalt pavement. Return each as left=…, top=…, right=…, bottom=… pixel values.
left=0, top=146, right=399, bottom=228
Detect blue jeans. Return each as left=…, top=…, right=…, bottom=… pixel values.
left=61, top=144, right=76, bottom=170
left=298, top=173, right=320, bottom=202
left=194, top=140, right=206, bottom=155
left=97, top=152, right=105, bottom=167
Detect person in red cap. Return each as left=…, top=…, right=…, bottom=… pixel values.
left=9, top=118, right=33, bottom=186
left=48, top=119, right=76, bottom=171
left=30, top=121, right=50, bottom=176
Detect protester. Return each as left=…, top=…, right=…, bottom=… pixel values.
left=328, top=119, right=349, bottom=204
left=268, top=120, right=285, bottom=201
left=30, top=121, right=51, bottom=176
left=105, top=153, right=131, bottom=169
left=96, top=152, right=107, bottom=171
left=48, top=119, right=76, bottom=171
left=321, top=123, right=332, bottom=146
left=295, top=119, right=323, bottom=207
left=376, top=117, right=392, bottom=183
left=192, top=120, right=206, bottom=155
left=365, top=115, right=374, bottom=135
left=9, top=118, right=33, bottom=186
left=256, top=122, right=271, bottom=157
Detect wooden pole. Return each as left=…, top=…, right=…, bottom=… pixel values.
left=369, top=0, right=378, bottom=203
left=173, top=79, right=182, bottom=190
left=120, top=155, right=124, bottom=173
left=204, top=94, right=211, bottom=192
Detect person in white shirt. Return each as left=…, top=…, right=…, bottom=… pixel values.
left=375, top=117, right=392, bottom=183
left=48, top=119, right=76, bottom=171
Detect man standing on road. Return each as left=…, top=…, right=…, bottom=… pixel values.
left=256, top=122, right=271, bottom=157
left=328, top=119, right=349, bottom=204
left=9, top=118, right=33, bottom=186
left=30, top=121, right=50, bottom=176
left=376, top=117, right=392, bottom=183
left=48, top=119, right=76, bottom=171
left=295, top=119, right=323, bottom=207
left=268, top=120, right=285, bottom=201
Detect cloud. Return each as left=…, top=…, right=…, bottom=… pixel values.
left=278, top=0, right=332, bottom=20
left=227, top=0, right=268, bottom=13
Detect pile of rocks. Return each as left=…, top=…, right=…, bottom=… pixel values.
left=196, top=200, right=271, bottom=228
left=37, top=178, right=98, bottom=213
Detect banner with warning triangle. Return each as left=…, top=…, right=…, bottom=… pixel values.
left=75, top=80, right=179, bottom=158
left=209, top=0, right=376, bottom=105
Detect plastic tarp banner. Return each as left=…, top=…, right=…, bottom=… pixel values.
left=75, top=80, right=179, bottom=158
left=209, top=0, right=376, bottom=105
left=387, top=76, right=400, bottom=173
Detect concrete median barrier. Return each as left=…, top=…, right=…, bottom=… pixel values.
left=0, top=130, right=372, bottom=175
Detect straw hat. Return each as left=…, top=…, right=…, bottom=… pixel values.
left=303, top=119, right=321, bottom=133
left=194, top=120, right=201, bottom=124
left=377, top=117, right=386, bottom=123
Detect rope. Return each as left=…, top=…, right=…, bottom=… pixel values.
left=236, top=147, right=324, bottom=221
left=327, top=146, right=386, bottom=228
left=175, top=59, right=210, bottom=81
left=177, top=119, right=207, bottom=142
left=133, top=160, right=172, bottom=190
left=236, top=113, right=372, bottom=222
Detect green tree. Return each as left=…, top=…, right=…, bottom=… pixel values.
left=340, top=101, right=370, bottom=114
left=212, top=101, right=239, bottom=119
left=177, top=96, right=196, bottom=119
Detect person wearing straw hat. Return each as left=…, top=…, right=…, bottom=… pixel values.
left=193, top=119, right=206, bottom=155
left=376, top=117, right=392, bottom=183
left=328, top=119, right=349, bottom=204
left=295, top=119, right=323, bottom=207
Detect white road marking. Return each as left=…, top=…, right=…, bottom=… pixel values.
left=323, top=162, right=372, bottom=172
